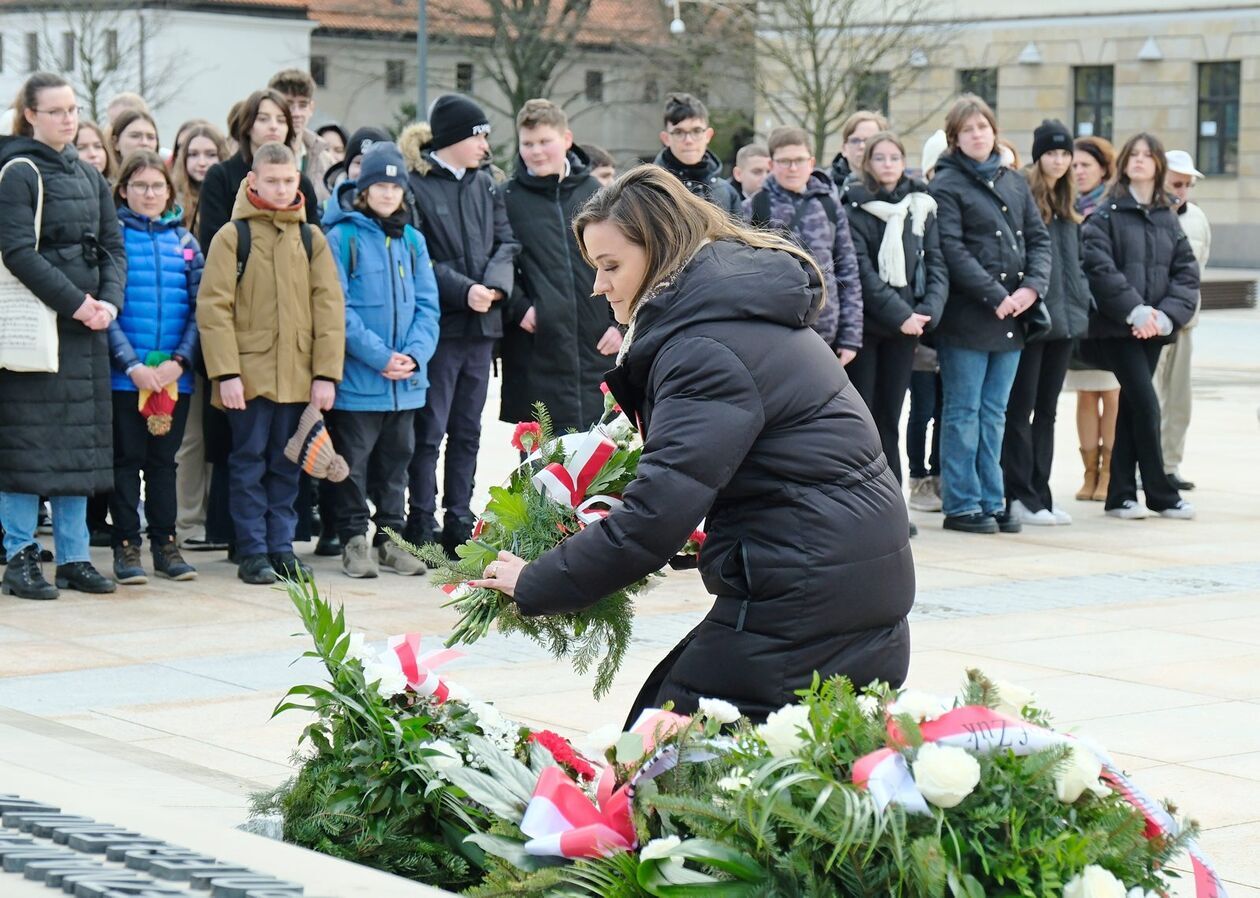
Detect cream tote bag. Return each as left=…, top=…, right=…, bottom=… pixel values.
left=0, top=157, right=58, bottom=373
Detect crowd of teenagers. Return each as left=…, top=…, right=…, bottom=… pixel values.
left=0, top=68, right=1204, bottom=603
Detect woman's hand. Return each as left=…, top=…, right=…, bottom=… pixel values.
left=154, top=360, right=184, bottom=387
left=469, top=550, right=527, bottom=598
left=900, top=313, right=931, bottom=336
left=128, top=365, right=162, bottom=393
left=597, top=326, right=623, bottom=356
left=1132, top=317, right=1161, bottom=339
left=520, top=306, right=537, bottom=334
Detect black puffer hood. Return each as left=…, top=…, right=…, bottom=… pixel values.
left=843, top=175, right=930, bottom=205
left=622, top=239, right=822, bottom=381
left=0, top=135, right=80, bottom=169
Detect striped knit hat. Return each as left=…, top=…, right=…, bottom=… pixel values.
left=284, top=404, right=349, bottom=482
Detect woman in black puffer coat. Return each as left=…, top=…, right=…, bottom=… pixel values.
left=1080, top=132, right=1198, bottom=520
left=470, top=166, right=915, bottom=724
left=0, top=73, right=125, bottom=599
left=844, top=131, right=948, bottom=501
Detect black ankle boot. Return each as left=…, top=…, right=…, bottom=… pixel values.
left=1, top=545, right=59, bottom=600
left=55, top=561, right=116, bottom=594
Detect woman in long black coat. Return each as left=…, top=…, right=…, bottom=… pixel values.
left=471, top=166, right=915, bottom=723
left=0, top=73, right=125, bottom=599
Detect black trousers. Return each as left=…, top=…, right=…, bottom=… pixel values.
left=328, top=409, right=416, bottom=545
left=409, top=337, right=494, bottom=527
left=1085, top=337, right=1181, bottom=511
left=907, top=370, right=941, bottom=479
left=847, top=332, right=917, bottom=483
left=109, top=391, right=191, bottom=547
left=1002, top=338, right=1073, bottom=512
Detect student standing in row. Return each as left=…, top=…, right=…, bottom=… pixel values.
left=726, top=143, right=770, bottom=200
left=830, top=110, right=889, bottom=188
left=654, top=93, right=742, bottom=215
left=268, top=69, right=334, bottom=203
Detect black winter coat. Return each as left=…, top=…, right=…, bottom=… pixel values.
left=499, top=149, right=614, bottom=431
left=1081, top=190, right=1199, bottom=341
left=513, top=240, right=915, bottom=723
left=197, top=151, right=319, bottom=252
left=929, top=152, right=1053, bottom=352
left=0, top=137, right=126, bottom=495
left=654, top=148, right=742, bottom=217
left=1041, top=214, right=1093, bottom=341
left=843, top=177, right=949, bottom=339
left=407, top=153, right=520, bottom=340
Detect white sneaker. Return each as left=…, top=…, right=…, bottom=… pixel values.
left=1157, top=500, right=1196, bottom=520
left=1009, top=499, right=1056, bottom=526
left=1106, top=500, right=1149, bottom=520
left=909, top=477, right=942, bottom=512
left=1050, top=506, right=1073, bottom=525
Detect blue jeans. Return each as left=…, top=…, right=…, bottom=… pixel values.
left=937, top=345, right=1021, bottom=518
left=225, top=399, right=304, bottom=557
left=0, top=493, right=90, bottom=563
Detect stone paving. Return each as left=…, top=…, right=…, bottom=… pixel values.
left=0, top=306, right=1257, bottom=897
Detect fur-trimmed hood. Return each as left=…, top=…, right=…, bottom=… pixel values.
left=398, top=121, right=434, bottom=175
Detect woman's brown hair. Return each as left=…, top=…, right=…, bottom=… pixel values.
left=859, top=131, right=907, bottom=192
left=172, top=122, right=228, bottom=230
left=1112, top=132, right=1169, bottom=207
left=1074, top=135, right=1117, bottom=183
left=75, top=120, right=117, bottom=181
left=114, top=149, right=177, bottom=215
left=1025, top=157, right=1081, bottom=225
left=571, top=164, right=825, bottom=321
left=943, top=93, right=999, bottom=151
left=12, top=72, right=72, bottom=139
left=232, top=89, right=295, bottom=166
left=108, top=108, right=160, bottom=163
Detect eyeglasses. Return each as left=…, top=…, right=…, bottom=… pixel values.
left=773, top=157, right=812, bottom=169
left=35, top=106, right=82, bottom=120
left=869, top=154, right=904, bottom=164
left=668, top=127, right=707, bottom=141
left=127, top=181, right=169, bottom=196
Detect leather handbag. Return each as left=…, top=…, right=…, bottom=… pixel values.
left=1020, top=300, right=1054, bottom=343
left=0, top=158, right=58, bottom=373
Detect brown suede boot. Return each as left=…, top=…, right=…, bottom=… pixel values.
left=1076, top=448, right=1100, bottom=501
left=1092, top=447, right=1111, bottom=502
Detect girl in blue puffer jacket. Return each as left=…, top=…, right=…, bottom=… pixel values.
left=106, top=150, right=203, bottom=586
left=322, top=142, right=440, bottom=579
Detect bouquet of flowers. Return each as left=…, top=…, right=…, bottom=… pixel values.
left=392, top=394, right=652, bottom=699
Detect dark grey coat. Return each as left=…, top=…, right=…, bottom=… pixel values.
left=0, top=137, right=126, bottom=495
left=513, top=240, right=915, bottom=723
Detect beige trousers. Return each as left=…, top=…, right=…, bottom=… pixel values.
left=1154, top=323, right=1193, bottom=474
left=175, top=379, right=211, bottom=543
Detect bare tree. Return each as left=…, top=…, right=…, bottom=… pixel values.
left=755, top=0, right=955, bottom=157
left=36, top=2, right=188, bottom=122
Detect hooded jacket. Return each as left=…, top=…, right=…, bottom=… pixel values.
left=928, top=151, right=1053, bottom=352
left=398, top=122, right=520, bottom=340
left=498, top=146, right=614, bottom=431
left=107, top=204, right=202, bottom=394
left=196, top=181, right=344, bottom=407
left=197, top=150, right=320, bottom=256
left=1082, top=190, right=1199, bottom=341
left=741, top=170, right=864, bottom=351
left=0, top=136, right=126, bottom=496
left=843, top=176, right=949, bottom=339
left=321, top=180, right=441, bottom=412
left=654, top=147, right=743, bottom=217
left=513, top=239, right=914, bottom=723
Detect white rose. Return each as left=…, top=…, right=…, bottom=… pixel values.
left=757, top=704, right=812, bottom=758
left=912, top=743, right=981, bottom=809
left=1055, top=745, right=1109, bottom=803
left=362, top=657, right=407, bottom=698
left=857, top=694, right=883, bottom=719
left=640, top=835, right=681, bottom=861
left=993, top=679, right=1037, bottom=718
left=577, top=724, right=624, bottom=760
left=698, top=697, right=741, bottom=724
left=889, top=689, right=951, bottom=723
left=1063, top=865, right=1127, bottom=898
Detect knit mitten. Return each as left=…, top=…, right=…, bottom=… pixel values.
left=284, top=403, right=350, bottom=482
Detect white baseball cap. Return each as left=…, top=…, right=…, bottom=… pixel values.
left=1165, top=150, right=1205, bottom=180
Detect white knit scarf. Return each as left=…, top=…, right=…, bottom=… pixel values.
left=859, top=192, right=937, bottom=288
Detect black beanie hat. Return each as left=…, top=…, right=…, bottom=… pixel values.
left=429, top=94, right=491, bottom=150
left=1032, top=119, right=1074, bottom=162
left=323, top=126, right=391, bottom=192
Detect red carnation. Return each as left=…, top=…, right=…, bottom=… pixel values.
left=511, top=421, right=542, bottom=454
left=528, top=729, right=597, bottom=781
left=600, top=381, right=622, bottom=415
left=689, top=529, right=707, bottom=546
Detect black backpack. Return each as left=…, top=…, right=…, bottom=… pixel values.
left=234, top=219, right=314, bottom=283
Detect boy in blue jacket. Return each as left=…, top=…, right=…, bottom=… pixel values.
left=323, top=143, right=440, bottom=578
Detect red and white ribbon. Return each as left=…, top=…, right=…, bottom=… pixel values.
left=853, top=705, right=1228, bottom=898
left=532, top=431, right=624, bottom=525
left=521, top=766, right=635, bottom=858
left=386, top=633, right=462, bottom=703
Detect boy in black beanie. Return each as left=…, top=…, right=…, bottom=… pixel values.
left=396, top=95, right=520, bottom=556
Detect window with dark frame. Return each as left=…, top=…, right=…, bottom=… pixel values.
left=1073, top=65, right=1113, bottom=141
left=62, top=32, right=74, bottom=73
left=310, top=55, right=327, bottom=88
left=385, top=59, right=404, bottom=92
left=853, top=72, right=890, bottom=116
left=1197, top=61, right=1240, bottom=176
left=25, top=32, right=38, bottom=73
left=585, top=70, right=604, bottom=103
left=456, top=62, right=473, bottom=93
left=958, top=68, right=998, bottom=113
